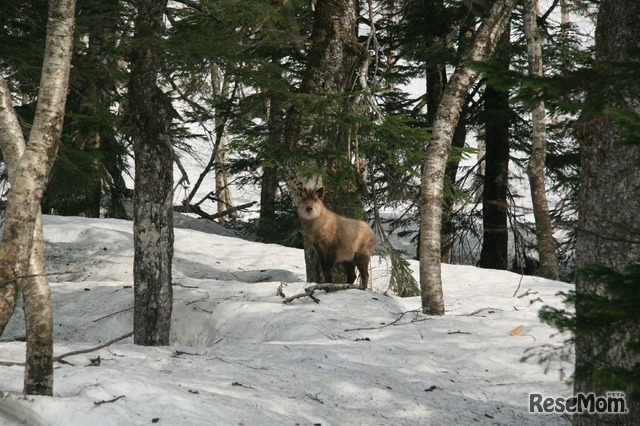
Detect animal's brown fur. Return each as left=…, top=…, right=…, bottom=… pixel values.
left=296, top=187, right=376, bottom=289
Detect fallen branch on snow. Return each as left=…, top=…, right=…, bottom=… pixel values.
left=281, top=283, right=360, bottom=304
left=0, top=331, right=134, bottom=367
left=94, top=395, right=126, bottom=406
left=344, top=309, right=425, bottom=332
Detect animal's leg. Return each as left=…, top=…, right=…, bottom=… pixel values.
left=345, top=261, right=357, bottom=284
left=319, top=255, right=335, bottom=284
left=354, top=253, right=370, bottom=290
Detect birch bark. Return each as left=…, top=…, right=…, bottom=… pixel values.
left=419, top=0, right=517, bottom=315
left=524, top=0, right=560, bottom=280
left=0, top=0, right=76, bottom=394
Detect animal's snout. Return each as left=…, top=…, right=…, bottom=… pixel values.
left=306, top=206, right=313, bottom=213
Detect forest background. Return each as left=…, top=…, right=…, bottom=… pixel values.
left=0, top=1, right=639, bottom=424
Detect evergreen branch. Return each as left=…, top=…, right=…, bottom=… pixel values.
left=170, top=0, right=223, bottom=23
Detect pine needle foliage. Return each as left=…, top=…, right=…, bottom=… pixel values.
left=539, top=260, right=640, bottom=401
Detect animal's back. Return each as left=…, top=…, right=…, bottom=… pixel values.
left=333, top=214, right=376, bottom=262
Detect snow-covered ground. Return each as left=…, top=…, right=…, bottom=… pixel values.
left=0, top=214, right=573, bottom=425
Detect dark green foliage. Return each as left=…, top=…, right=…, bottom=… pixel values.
left=0, top=0, right=48, bottom=90
left=467, top=10, right=594, bottom=275
left=246, top=189, right=303, bottom=247
left=1, top=0, right=131, bottom=218
left=539, top=261, right=640, bottom=401
left=385, top=247, right=420, bottom=297
left=42, top=142, right=104, bottom=216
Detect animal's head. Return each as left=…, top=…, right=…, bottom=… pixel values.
left=296, top=187, right=325, bottom=220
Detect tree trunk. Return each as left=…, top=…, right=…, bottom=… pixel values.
left=129, top=0, right=174, bottom=346
left=419, top=0, right=517, bottom=315
left=258, top=90, right=286, bottom=243
left=441, top=122, right=466, bottom=263
left=215, top=137, right=235, bottom=222
left=479, top=29, right=511, bottom=271
left=0, top=0, right=76, bottom=395
left=282, top=0, right=367, bottom=284
left=523, top=0, right=560, bottom=280
left=431, top=1, right=469, bottom=264
left=479, top=83, right=510, bottom=270
left=574, top=0, right=640, bottom=424
left=211, top=66, right=236, bottom=223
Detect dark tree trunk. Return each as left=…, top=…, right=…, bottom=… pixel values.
left=258, top=166, right=279, bottom=242
left=479, top=29, right=511, bottom=271
left=258, top=89, right=285, bottom=243
left=574, top=1, right=640, bottom=424
left=441, top=116, right=466, bottom=263
left=129, top=0, right=174, bottom=346
left=479, top=83, right=509, bottom=270
left=282, top=0, right=367, bottom=284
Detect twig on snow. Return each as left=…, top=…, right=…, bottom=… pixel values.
left=464, top=307, right=503, bottom=316
left=0, top=331, right=133, bottom=367
left=512, top=274, right=525, bottom=297
left=305, top=392, right=324, bottom=404
left=281, top=283, right=359, bottom=304
left=93, top=307, right=133, bottom=323
left=55, top=331, right=134, bottom=363
left=344, top=309, right=424, bottom=332
left=94, top=395, right=126, bottom=406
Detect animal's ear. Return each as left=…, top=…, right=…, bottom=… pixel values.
left=315, top=187, right=325, bottom=199
left=295, top=186, right=307, bottom=199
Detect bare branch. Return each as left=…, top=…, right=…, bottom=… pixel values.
left=0, top=331, right=134, bottom=367
left=282, top=283, right=361, bottom=304
left=54, top=332, right=134, bottom=363
left=94, top=395, right=126, bottom=406
left=175, top=201, right=256, bottom=221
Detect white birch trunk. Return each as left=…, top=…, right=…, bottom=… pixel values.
left=419, top=0, right=518, bottom=315
left=0, top=0, right=76, bottom=395
left=524, top=0, right=560, bottom=280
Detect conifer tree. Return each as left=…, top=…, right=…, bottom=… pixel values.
left=572, top=0, right=640, bottom=422
left=282, top=0, right=369, bottom=284
left=479, top=28, right=511, bottom=271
